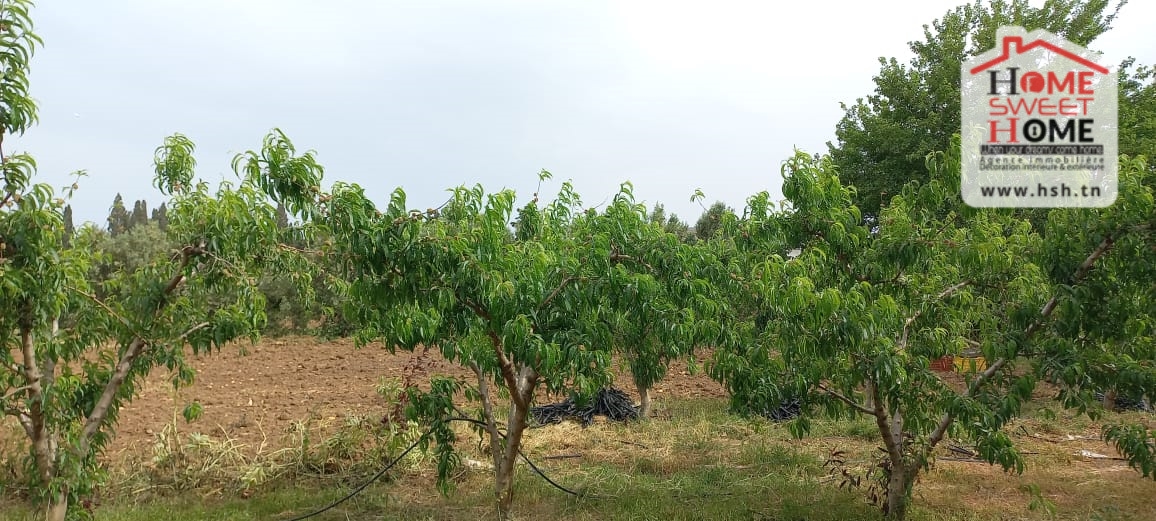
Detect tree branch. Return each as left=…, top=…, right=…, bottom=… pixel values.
left=42, top=319, right=59, bottom=393
left=470, top=362, right=503, bottom=470
left=818, top=383, right=875, bottom=416
left=839, top=251, right=904, bottom=286
left=19, top=326, right=56, bottom=486
left=1024, top=234, right=1115, bottom=339
left=18, top=329, right=42, bottom=405
left=14, top=410, right=33, bottom=438
left=67, top=285, right=134, bottom=330
left=515, top=364, right=539, bottom=405
left=869, top=379, right=905, bottom=470
left=458, top=293, right=492, bottom=321
left=852, top=269, right=905, bottom=285
left=1, top=384, right=33, bottom=402
left=487, top=331, right=524, bottom=408
left=609, top=250, right=656, bottom=272
left=453, top=290, right=521, bottom=405
left=202, top=250, right=257, bottom=286
left=78, top=337, right=146, bottom=455
left=537, top=275, right=577, bottom=311
left=178, top=322, right=211, bottom=341
left=78, top=242, right=205, bottom=454
left=0, top=137, right=12, bottom=209
left=899, top=280, right=971, bottom=350
left=277, top=243, right=323, bottom=256
left=929, top=234, right=1117, bottom=449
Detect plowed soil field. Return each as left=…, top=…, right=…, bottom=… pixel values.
left=105, top=335, right=726, bottom=457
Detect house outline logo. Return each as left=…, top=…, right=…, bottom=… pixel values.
left=968, top=35, right=1109, bottom=76
left=959, top=26, right=1118, bottom=209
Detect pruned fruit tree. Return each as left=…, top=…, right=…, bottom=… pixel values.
left=710, top=138, right=1155, bottom=519
left=588, top=189, right=730, bottom=418
left=253, top=150, right=717, bottom=519
left=0, top=4, right=312, bottom=519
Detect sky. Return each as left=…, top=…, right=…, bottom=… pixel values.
left=12, top=0, right=1156, bottom=227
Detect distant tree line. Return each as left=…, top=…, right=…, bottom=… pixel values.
left=102, top=193, right=169, bottom=236
left=60, top=193, right=169, bottom=246
left=647, top=200, right=737, bottom=243
left=61, top=192, right=730, bottom=336
left=58, top=195, right=339, bottom=336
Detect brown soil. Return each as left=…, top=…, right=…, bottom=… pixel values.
left=105, top=335, right=726, bottom=457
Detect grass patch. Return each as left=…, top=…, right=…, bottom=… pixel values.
left=806, top=414, right=880, bottom=442
left=2, top=396, right=1154, bottom=521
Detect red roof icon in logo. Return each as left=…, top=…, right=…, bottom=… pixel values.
left=969, top=35, right=1108, bottom=75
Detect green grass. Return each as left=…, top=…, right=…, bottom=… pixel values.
left=3, top=397, right=1154, bottom=521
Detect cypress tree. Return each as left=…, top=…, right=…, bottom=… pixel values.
left=151, top=202, right=169, bottom=231
left=108, top=193, right=130, bottom=237
left=130, top=199, right=149, bottom=230
left=62, top=204, right=74, bottom=248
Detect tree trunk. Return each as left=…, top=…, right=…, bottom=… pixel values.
left=1102, top=389, right=1118, bottom=411
left=495, top=461, right=515, bottom=521
left=637, top=382, right=652, bottom=418
left=29, top=414, right=56, bottom=490
left=884, top=410, right=913, bottom=520
left=495, top=393, right=531, bottom=520
left=871, top=385, right=912, bottom=520
left=884, top=469, right=910, bottom=520
left=31, top=429, right=65, bottom=521
left=485, top=363, right=537, bottom=521
left=44, top=488, right=68, bottom=521
left=21, top=327, right=64, bottom=521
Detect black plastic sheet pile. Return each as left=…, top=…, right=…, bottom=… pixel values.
left=531, top=387, right=640, bottom=427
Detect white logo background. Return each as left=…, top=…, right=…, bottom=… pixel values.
left=961, top=26, right=1118, bottom=208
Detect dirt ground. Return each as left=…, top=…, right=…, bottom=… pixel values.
left=105, top=335, right=726, bottom=457
left=13, top=336, right=1154, bottom=520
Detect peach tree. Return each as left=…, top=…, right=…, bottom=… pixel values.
left=253, top=144, right=715, bottom=518
left=2, top=133, right=310, bottom=521
left=0, top=6, right=312, bottom=518
left=1041, top=155, right=1156, bottom=473
left=591, top=193, right=729, bottom=417
left=710, top=139, right=1155, bottom=519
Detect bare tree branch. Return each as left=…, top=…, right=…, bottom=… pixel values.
left=818, top=383, right=875, bottom=416
left=486, top=330, right=523, bottom=408
left=67, top=285, right=134, bottom=330
left=0, top=136, right=12, bottom=209
left=538, top=276, right=577, bottom=311
left=1, top=384, right=32, bottom=402
left=19, top=326, right=57, bottom=487
left=453, top=290, right=521, bottom=403
left=928, top=233, right=1117, bottom=449
left=178, top=322, right=211, bottom=341
left=277, top=243, right=323, bottom=256
left=899, top=280, right=971, bottom=350
left=78, top=243, right=205, bottom=454
left=2, top=362, right=21, bottom=378
left=470, top=362, right=503, bottom=470
left=202, top=250, right=257, bottom=287
left=609, top=250, right=656, bottom=272
left=14, top=410, right=34, bottom=438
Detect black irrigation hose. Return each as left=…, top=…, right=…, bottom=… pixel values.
left=281, top=416, right=596, bottom=521
left=1094, top=391, right=1152, bottom=412
left=530, top=387, right=640, bottom=427
left=447, top=416, right=596, bottom=499
left=281, top=429, right=430, bottom=521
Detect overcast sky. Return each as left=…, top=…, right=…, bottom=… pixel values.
left=12, top=0, right=1156, bottom=226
